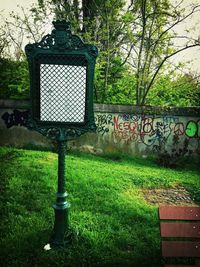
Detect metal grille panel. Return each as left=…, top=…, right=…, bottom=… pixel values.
left=40, top=62, right=87, bottom=123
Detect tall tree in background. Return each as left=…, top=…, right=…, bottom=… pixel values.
left=0, top=0, right=200, bottom=105
left=43, top=0, right=132, bottom=102
left=125, top=0, right=200, bottom=105
left=0, top=3, right=51, bottom=98
left=0, top=0, right=131, bottom=102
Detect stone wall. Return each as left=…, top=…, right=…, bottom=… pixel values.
left=0, top=100, right=199, bottom=158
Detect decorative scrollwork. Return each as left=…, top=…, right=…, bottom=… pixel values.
left=25, top=19, right=98, bottom=142
left=86, top=44, right=99, bottom=57
left=27, top=115, right=96, bottom=141
left=25, top=20, right=97, bottom=54
left=37, top=34, right=55, bottom=49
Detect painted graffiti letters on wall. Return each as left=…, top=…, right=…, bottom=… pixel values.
left=1, top=107, right=199, bottom=156
left=141, top=119, right=172, bottom=147
left=95, top=114, right=113, bottom=136
left=3, top=110, right=199, bottom=142
left=113, top=114, right=139, bottom=143
left=94, top=113, right=199, bottom=156
left=2, top=109, right=29, bottom=128
left=173, top=123, right=184, bottom=136
left=112, top=114, right=172, bottom=146
left=185, top=120, right=200, bottom=138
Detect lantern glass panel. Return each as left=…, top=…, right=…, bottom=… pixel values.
left=40, top=64, right=87, bottom=123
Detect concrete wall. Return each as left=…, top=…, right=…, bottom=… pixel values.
left=0, top=100, right=200, bottom=158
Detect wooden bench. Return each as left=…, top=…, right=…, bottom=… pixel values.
left=159, top=206, right=200, bottom=267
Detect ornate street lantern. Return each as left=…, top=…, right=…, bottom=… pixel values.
left=25, top=20, right=98, bottom=247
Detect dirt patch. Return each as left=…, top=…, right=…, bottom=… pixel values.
left=142, top=187, right=198, bottom=206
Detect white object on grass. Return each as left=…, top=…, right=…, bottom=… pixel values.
left=44, top=243, right=51, bottom=251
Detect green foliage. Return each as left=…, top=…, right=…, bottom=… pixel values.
left=0, top=58, right=29, bottom=99
left=126, top=0, right=200, bottom=105
left=0, top=54, right=200, bottom=107
left=0, top=147, right=199, bottom=267
left=146, top=74, right=200, bottom=107
left=156, top=135, right=195, bottom=169
left=37, top=0, right=132, bottom=103
left=95, top=56, right=136, bottom=104
left=0, top=0, right=199, bottom=106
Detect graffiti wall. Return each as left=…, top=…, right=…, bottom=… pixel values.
left=90, top=112, right=200, bottom=156
left=0, top=100, right=199, bottom=157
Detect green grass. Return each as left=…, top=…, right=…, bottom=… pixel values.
left=0, top=147, right=199, bottom=267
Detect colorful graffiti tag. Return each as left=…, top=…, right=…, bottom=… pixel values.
left=185, top=120, right=200, bottom=138
left=2, top=109, right=30, bottom=128
left=1, top=109, right=199, bottom=155
left=94, top=113, right=200, bottom=150
left=112, top=114, right=173, bottom=146
left=95, top=114, right=113, bottom=136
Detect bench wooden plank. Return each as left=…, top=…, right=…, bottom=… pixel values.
left=161, top=222, right=200, bottom=238
left=159, top=206, right=200, bottom=220
left=162, top=241, right=200, bottom=257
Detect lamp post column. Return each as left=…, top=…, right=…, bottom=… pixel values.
left=50, top=140, right=70, bottom=247
left=25, top=20, right=98, bottom=248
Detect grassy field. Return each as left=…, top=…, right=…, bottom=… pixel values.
left=0, top=147, right=199, bottom=267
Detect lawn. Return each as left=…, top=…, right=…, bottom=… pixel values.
left=0, top=147, right=199, bottom=267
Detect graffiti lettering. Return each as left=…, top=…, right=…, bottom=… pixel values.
left=95, top=114, right=113, bottom=136
left=185, top=120, right=200, bottom=138
left=2, top=109, right=29, bottom=129
left=142, top=118, right=153, bottom=133
left=3, top=109, right=199, bottom=153
left=174, top=123, right=184, bottom=136
left=121, top=114, right=139, bottom=122
left=113, top=130, right=138, bottom=144
left=113, top=115, right=137, bottom=132
left=112, top=115, right=174, bottom=146
left=162, top=116, right=179, bottom=124
left=141, top=120, right=171, bottom=147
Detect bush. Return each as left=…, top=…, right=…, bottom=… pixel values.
left=0, top=58, right=29, bottom=99
left=147, top=74, right=200, bottom=107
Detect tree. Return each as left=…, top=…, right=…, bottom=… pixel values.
left=40, top=0, right=132, bottom=103
left=0, top=57, right=29, bottom=99
left=125, top=0, right=200, bottom=105
left=0, top=0, right=133, bottom=102
left=0, top=4, right=50, bottom=98
left=146, top=72, right=200, bottom=107
left=0, top=31, right=9, bottom=59
left=0, top=5, right=51, bottom=61
left=1, top=0, right=200, bottom=106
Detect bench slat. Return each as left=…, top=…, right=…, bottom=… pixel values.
left=162, top=241, right=200, bottom=257
left=161, top=222, right=200, bottom=238
left=159, top=206, right=200, bottom=220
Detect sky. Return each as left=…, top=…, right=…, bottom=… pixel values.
left=0, top=0, right=200, bottom=74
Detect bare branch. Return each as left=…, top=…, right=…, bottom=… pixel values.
left=173, top=0, right=185, bottom=9
left=120, top=44, right=134, bottom=66
left=151, top=4, right=200, bottom=50
left=141, top=43, right=200, bottom=105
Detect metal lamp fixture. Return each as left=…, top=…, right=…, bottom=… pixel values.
left=25, top=20, right=98, bottom=247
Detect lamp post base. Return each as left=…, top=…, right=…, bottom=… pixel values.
left=50, top=199, right=71, bottom=247
left=49, top=141, right=72, bottom=248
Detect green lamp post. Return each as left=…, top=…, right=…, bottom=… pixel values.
left=25, top=20, right=98, bottom=247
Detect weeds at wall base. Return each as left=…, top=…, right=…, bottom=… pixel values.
left=155, top=135, right=198, bottom=169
